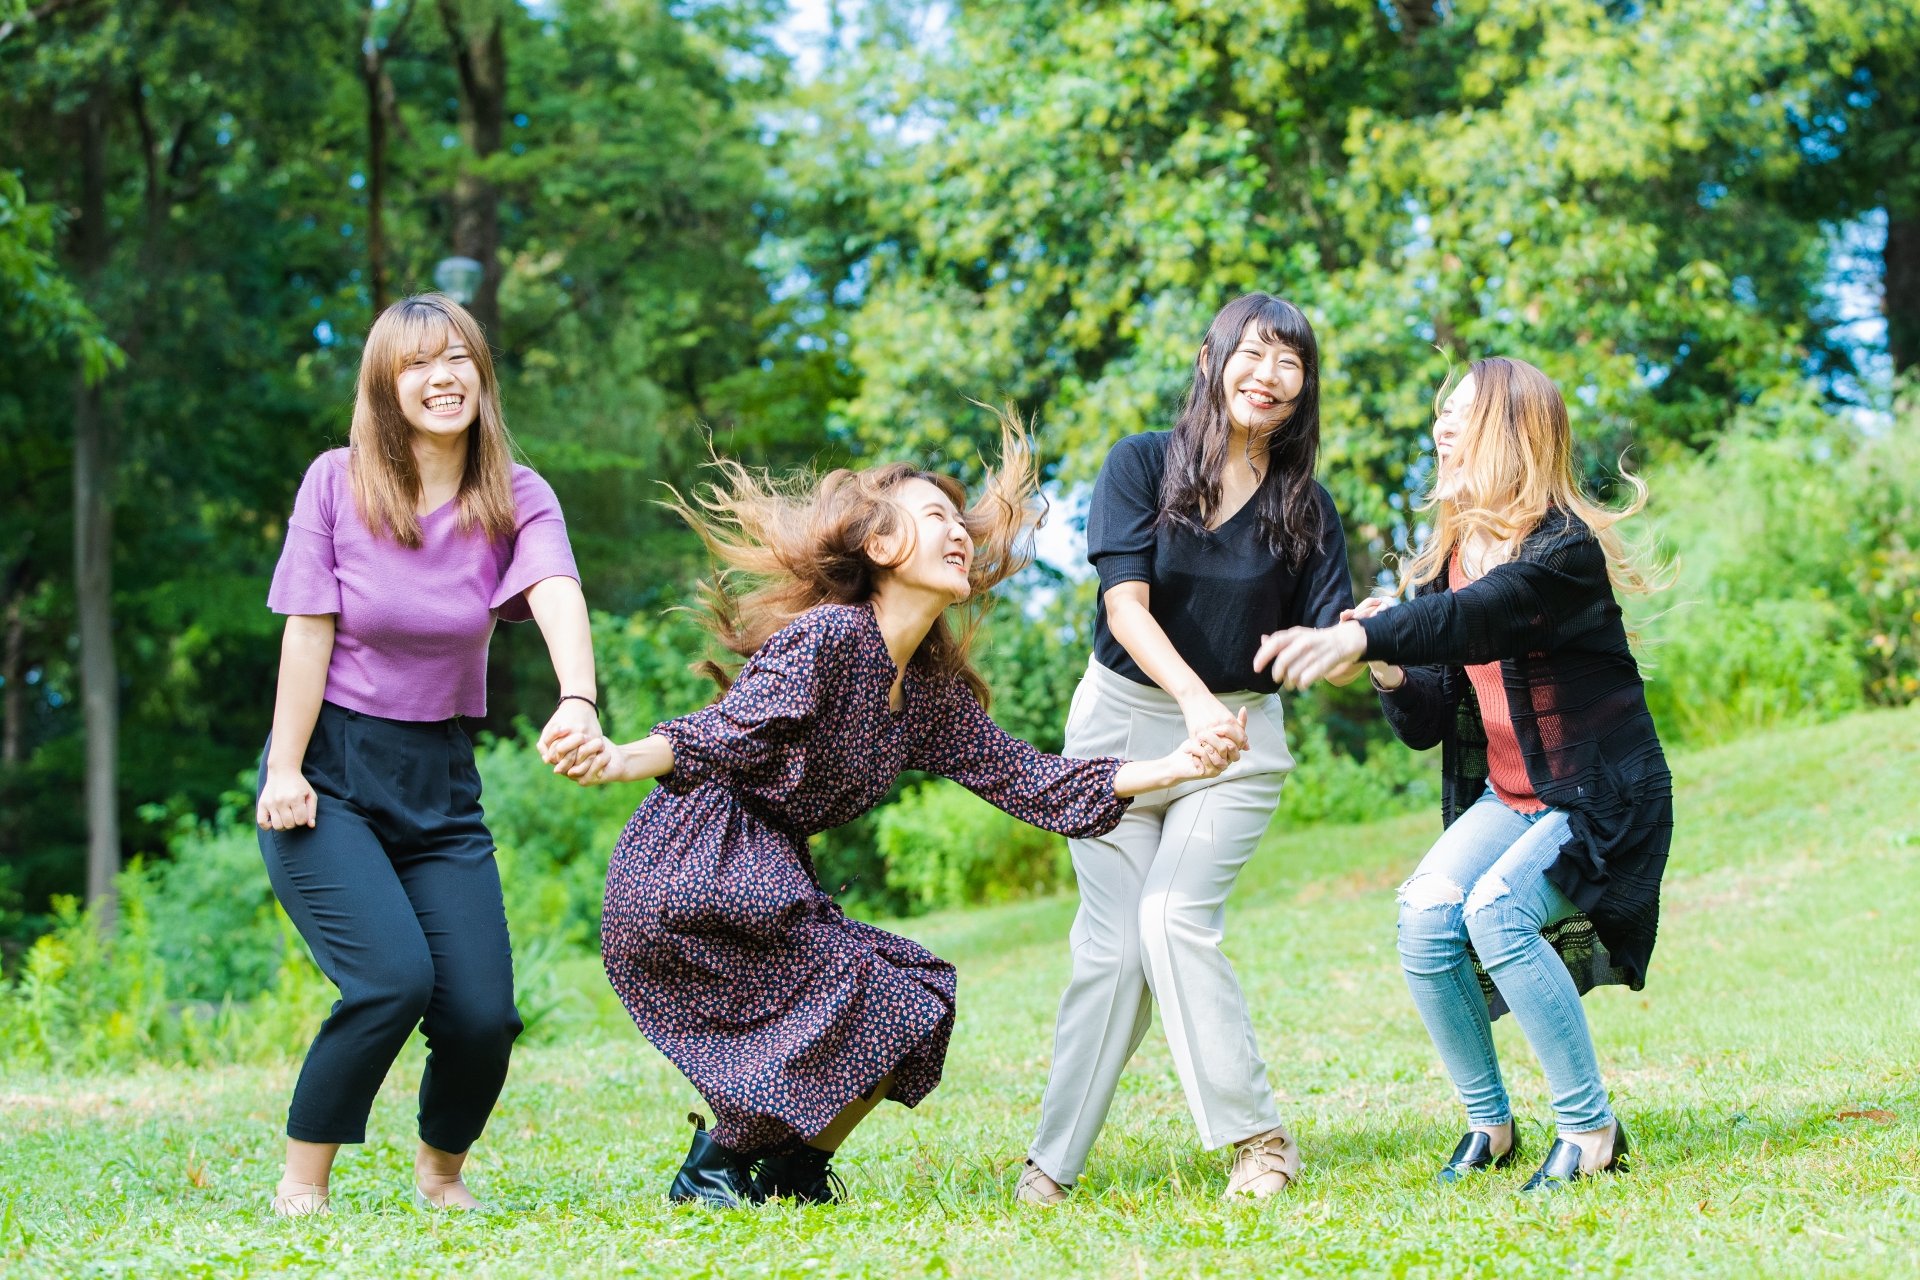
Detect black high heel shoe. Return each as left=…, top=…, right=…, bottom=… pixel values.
left=1520, top=1120, right=1631, bottom=1194
left=753, top=1143, right=847, bottom=1204
left=668, top=1112, right=761, bottom=1207
left=1436, top=1126, right=1522, bottom=1184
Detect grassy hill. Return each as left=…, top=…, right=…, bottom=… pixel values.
left=5, top=706, right=1919, bottom=1277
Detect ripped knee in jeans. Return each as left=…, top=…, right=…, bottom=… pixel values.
left=1396, top=872, right=1465, bottom=911
left=1463, top=875, right=1512, bottom=918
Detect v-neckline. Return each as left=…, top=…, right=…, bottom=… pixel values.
left=860, top=602, right=912, bottom=720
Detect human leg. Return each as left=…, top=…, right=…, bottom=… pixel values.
left=1395, top=792, right=1536, bottom=1152
left=1463, top=810, right=1616, bottom=1167
left=389, top=732, right=523, bottom=1206
left=260, top=804, right=437, bottom=1146
left=1135, top=767, right=1287, bottom=1153
left=1026, top=802, right=1163, bottom=1186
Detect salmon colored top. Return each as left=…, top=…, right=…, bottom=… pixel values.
left=1449, top=546, right=1544, bottom=813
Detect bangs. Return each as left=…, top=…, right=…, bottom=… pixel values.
left=1246, top=297, right=1317, bottom=361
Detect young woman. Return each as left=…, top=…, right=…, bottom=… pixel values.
left=1017, top=293, right=1356, bottom=1206
left=542, top=425, right=1241, bottom=1207
left=1258, top=356, right=1671, bottom=1193
left=256, top=294, right=600, bottom=1216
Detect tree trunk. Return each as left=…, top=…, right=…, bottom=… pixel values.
left=362, top=2, right=416, bottom=314
left=1886, top=209, right=1920, bottom=376
left=439, top=0, right=506, bottom=340
left=72, top=80, right=119, bottom=923
left=3, top=592, right=23, bottom=769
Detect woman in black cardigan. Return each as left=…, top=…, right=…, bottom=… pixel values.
left=1257, top=356, right=1671, bottom=1194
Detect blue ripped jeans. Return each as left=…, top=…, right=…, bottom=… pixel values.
left=1396, top=790, right=1613, bottom=1135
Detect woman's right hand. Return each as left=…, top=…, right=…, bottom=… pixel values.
left=1179, top=693, right=1250, bottom=759
left=256, top=765, right=318, bottom=830
left=1340, top=596, right=1404, bottom=689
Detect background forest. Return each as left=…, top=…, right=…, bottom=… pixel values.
left=2, top=0, right=1918, bottom=972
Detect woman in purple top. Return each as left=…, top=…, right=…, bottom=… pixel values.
left=542, top=421, right=1243, bottom=1207
left=256, top=295, right=598, bottom=1217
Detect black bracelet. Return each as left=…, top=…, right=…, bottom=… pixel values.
left=557, top=693, right=599, bottom=714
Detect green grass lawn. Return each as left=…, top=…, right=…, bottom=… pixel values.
left=5, top=707, right=1920, bottom=1277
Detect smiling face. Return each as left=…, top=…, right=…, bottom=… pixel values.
left=1217, top=320, right=1306, bottom=435
left=1431, top=371, right=1476, bottom=499
left=394, top=324, right=482, bottom=442
left=869, top=477, right=976, bottom=605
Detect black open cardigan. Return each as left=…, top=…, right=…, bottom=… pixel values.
left=1359, top=509, right=1672, bottom=991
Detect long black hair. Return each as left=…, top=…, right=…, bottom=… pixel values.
left=1157, top=293, right=1324, bottom=568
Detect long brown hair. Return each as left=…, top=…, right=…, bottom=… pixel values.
left=1160, top=292, right=1326, bottom=566
left=1401, top=356, right=1664, bottom=596
left=670, top=410, right=1043, bottom=706
left=349, top=294, right=519, bottom=547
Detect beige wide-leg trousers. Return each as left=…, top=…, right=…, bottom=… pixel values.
left=1028, top=658, right=1295, bottom=1186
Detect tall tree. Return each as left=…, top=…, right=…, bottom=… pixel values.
left=437, top=0, right=506, bottom=338
left=359, top=0, right=418, bottom=314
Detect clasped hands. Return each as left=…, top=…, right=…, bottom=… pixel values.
left=1252, top=595, right=1399, bottom=692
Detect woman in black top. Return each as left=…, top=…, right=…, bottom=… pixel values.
left=1018, top=294, right=1355, bottom=1205
left=1260, top=356, right=1671, bottom=1194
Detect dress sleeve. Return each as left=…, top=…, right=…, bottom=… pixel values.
left=491, top=468, right=580, bottom=622
left=1292, top=484, right=1356, bottom=629
left=907, top=678, right=1131, bottom=838
left=1358, top=517, right=1613, bottom=667
left=266, top=454, right=343, bottom=616
left=1086, top=435, right=1160, bottom=593
left=651, top=618, right=826, bottom=796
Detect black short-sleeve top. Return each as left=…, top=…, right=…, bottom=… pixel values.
left=1086, top=431, right=1355, bottom=694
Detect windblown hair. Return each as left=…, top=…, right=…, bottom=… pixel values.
left=349, top=293, right=519, bottom=548
left=669, top=411, right=1044, bottom=706
left=1401, top=356, right=1666, bottom=596
left=1159, top=292, right=1326, bottom=567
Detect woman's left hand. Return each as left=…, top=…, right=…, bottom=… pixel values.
left=1255, top=619, right=1369, bottom=690
left=539, top=698, right=601, bottom=772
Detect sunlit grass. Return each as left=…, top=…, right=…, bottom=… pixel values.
left=4, top=707, right=1919, bottom=1276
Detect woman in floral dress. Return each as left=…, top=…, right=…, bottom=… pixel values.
left=543, top=424, right=1241, bottom=1206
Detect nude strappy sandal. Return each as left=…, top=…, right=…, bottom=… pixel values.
left=268, top=1182, right=331, bottom=1218
left=1223, top=1123, right=1299, bottom=1198
left=1015, top=1157, right=1069, bottom=1206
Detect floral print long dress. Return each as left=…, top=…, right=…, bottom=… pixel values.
left=601, top=603, right=1130, bottom=1156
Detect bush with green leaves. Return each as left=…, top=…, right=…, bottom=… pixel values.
left=876, top=778, right=1073, bottom=914
left=1637, top=400, right=1920, bottom=745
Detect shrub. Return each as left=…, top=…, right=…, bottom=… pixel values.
left=1275, top=718, right=1439, bottom=828
left=876, top=778, right=1072, bottom=914
left=1636, top=404, right=1920, bottom=745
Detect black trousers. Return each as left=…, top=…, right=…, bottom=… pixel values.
left=258, top=701, right=521, bottom=1151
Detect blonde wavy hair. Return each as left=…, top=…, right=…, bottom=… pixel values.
left=349, top=294, right=519, bottom=548
left=669, top=410, right=1044, bottom=705
left=1401, top=356, right=1666, bottom=596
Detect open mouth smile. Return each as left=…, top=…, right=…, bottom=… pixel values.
left=944, top=552, right=969, bottom=571
left=423, top=393, right=465, bottom=417
left=1240, top=388, right=1280, bottom=411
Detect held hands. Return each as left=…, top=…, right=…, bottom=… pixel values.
left=1113, top=709, right=1247, bottom=797
left=256, top=766, right=317, bottom=831
left=541, top=726, right=626, bottom=786
left=538, top=698, right=602, bottom=774
left=1340, top=596, right=1405, bottom=690
left=1253, top=619, right=1370, bottom=692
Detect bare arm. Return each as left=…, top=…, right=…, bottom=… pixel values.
left=256, top=614, right=335, bottom=831
left=526, top=576, right=602, bottom=767
left=1104, top=582, right=1249, bottom=756
left=550, top=732, right=675, bottom=785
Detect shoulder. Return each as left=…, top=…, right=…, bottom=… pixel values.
left=1101, top=431, right=1169, bottom=476
left=763, top=603, right=873, bottom=663
left=291, top=449, right=351, bottom=528
left=510, top=464, right=563, bottom=518
left=1518, top=508, right=1601, bottom=564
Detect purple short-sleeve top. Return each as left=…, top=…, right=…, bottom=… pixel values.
left=267, top=448, right=579, bottom=721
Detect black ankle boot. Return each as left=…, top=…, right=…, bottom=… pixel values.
left=753, top=1143, right=845, bottom=1204
left=668, top=1113, right=760, bottom=1207
left=1436, top=1128, right=1521, bottom=1184
left=1520, top=1121, right=1630, bottom=1194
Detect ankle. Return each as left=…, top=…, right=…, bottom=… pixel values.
left=1471, top=1120, right=1513, bottom=1158
left=1560, top=1120, right=1615, bottom=1172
